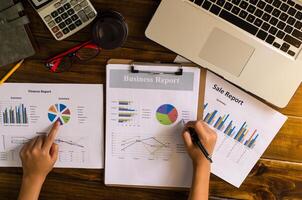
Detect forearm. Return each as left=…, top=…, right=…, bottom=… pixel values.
left=189, top=162, right=211, bottom=200
left=18, top=175, right=45, bottom=200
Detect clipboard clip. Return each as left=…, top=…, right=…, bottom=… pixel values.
left=130, top=62, right=183, bottom=76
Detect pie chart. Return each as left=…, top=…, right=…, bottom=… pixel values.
left=48, top=104, right=71, bottom=125
left=156, top=104, right=178, bottom=125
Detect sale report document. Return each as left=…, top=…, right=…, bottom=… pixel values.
left=0, top=83, right=104, bottom=169
left=204, top=72, right=287, bottom=187
left=105, top=64, right=200, bottom=187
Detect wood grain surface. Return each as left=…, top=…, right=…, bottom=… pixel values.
left=0, top=0, right=301, bottom=199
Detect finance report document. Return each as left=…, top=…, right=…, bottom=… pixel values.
left=204, top=72, right=287, bottom=187
left=0, top=83, right=104, bottom=169
left=105, top=64, right=200, bottom=187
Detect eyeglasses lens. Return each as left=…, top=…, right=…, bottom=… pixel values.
left=55, top=56, right=73, bottom=73
left=76, top=45, right=100, bottom=61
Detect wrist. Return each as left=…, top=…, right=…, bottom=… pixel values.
left=22, top=174, right=46, bottom=186
left=193, top=160, right=211, bottom=172
left=19, top=173, right=46, bottom=200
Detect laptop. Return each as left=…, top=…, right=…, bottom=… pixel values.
left=146, top=0, right=302, bottom=108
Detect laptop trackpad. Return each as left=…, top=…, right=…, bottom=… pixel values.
left=199, top=28, right=255, bottom=77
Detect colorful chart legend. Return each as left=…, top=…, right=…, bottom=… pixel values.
left=48, top=104, right=71, bottom=125
left=156, top=104, right=178, bottom=125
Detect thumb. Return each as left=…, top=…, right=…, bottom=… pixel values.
left=50, top=143, right=59, bottom=163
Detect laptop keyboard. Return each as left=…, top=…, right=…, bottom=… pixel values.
left=189, top=0, right=302, bottom=58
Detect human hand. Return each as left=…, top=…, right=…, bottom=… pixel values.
left=182, top=121, right=217, bottom=167
left=20, top=121, right=60, bottom=182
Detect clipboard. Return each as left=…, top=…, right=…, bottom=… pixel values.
left=107, top=59, right=207, bottom=120
left=105, top=59, right=207, bottom=189
left=105, top=59, right=206, bottom=190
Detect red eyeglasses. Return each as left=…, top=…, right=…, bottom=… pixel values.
left=45, top=41, right=100, bottom=73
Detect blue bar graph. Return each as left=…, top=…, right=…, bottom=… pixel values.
left=118, top=101, right=131, bottom=105
left=2, top=104, right=28, bottom=124
left=119, top=107, right=135, bottom=112
left=203, top=103, right=259, bottom=149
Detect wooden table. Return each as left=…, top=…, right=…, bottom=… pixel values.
left=0, top=0, right=301, bottom=199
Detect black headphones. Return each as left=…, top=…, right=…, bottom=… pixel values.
left=92, top=10, right=128, bottom=50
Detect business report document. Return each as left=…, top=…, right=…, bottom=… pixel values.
left=0, top=83, right=104, bottom=169
left=105, top=64, right=200, bottom=187
left=205, top=72, right=287, bottom=187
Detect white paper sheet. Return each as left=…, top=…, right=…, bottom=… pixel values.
left=204, top=72, right=287, bottom=187
left=0, top=83, right=104, bottom=169
left=105, top=64, right=200, bottom=188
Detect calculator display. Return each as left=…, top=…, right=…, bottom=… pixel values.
left=30, top=0, right=52, bottom=8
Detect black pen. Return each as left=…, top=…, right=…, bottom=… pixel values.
left=187, top=127, right=213, bottom=163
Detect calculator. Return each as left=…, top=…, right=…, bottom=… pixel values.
left=28, top=0, right=97, bottom=40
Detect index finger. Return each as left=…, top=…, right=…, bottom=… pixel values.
left=43, top=121, right=60, bottom=151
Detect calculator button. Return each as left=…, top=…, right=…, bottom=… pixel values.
left=51, top=26, right=59, bottom=33
left=55, top=16, right=63, bottom=23
left=70, top=0, right=77, bottom=6
left=44, top=15, right=52, bottom=22
left=80, top=0, right=88, bottom=7
left=68, top=24, right=76, bottom=31
left=51, top=11, right=59, bottom=18
left=76, top=0, right=82, bottom=3
left=71, top=14, right=79, bottom=21
left=88, top=12, right=96, bottom=19
left=74, top=5, right=81, bottom=11
left=67, top=9, right=75, bottom=16
left=65, top=18, right=72, bottom=25
left=60, top=0, right=67, bottom=4
left=84, top=6, right=92, bottom=14
left=54, top=2, right=61, bottom=8
left=61, top=12, right=68, bottom=19
left=58, top=7, right=65, bottom=14
left=78, top=10, right=88, bottom=22
left=75, top=20, right=82, bottom=26
left=63, top=3, right=71, bottom=10
left=62, top=28, right=70, bottom=34
left=58, top=21, right=66, bottom=29
left=55, top=31, right=63, bottom=39
left=48, top=21, right=55, bottom=28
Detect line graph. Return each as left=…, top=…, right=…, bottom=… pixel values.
left=120, top=136, right=169, bottom=154
left=55, top=139, right=85, bottom=148
left=0, top=135, right=88, bottom=164
left=112, top=133, right=173, bottom=160
left=7, top=136, right=85, bottom=149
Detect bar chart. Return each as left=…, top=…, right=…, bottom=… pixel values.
left=1, top=104, right=29, bottom=125
left=201, top=71, right=288, bottom=187
left=204, top=103, right=259, bottom=149
left=111, top=100, right=142, bottom=127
